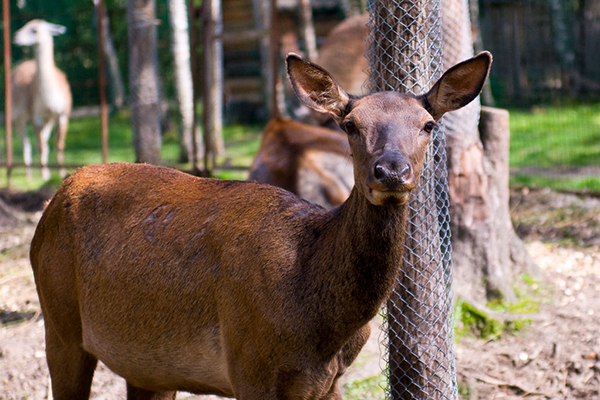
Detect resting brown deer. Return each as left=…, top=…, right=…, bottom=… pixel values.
left=248, top=14, right=369, bottom=208
left=30, top=51, right=491, bottom=400
left=248, top=117, right=353, bottom=208
left=287, top=14, right=369, bottom=130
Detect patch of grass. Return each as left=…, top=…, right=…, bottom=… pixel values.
left=0, top=113, right=263, bottom=191
left=509, top=103, right=600, bottom=192
left=458, top=382, right=473, bottom=399
left=510, top=174, right=600, bottom=192
left=455, top=274, right=546, bottom=340
left=342, top=374, right=387, bottom=400
left=220, top=124, right=263, bottom=167
left=454, top=299, right=505, bottom=339
left=509, top=103, right=600, bottom=168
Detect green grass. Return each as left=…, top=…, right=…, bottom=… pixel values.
left=509, top=103, right=600, bottom=192
left=2, top=103, right=599, bottom=191
left=342, top=374, right=387, bottom=400
left=509, top=103, right=600, bottom=168
left=511, top=174, right=600, bottom=192
left=0, top=112, right=263, bottom=191
left=454, top=273, right=548, bottom=341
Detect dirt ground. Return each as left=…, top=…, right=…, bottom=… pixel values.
left=1, top=186, right=599, bottom=399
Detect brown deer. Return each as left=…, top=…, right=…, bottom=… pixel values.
left=287, top=14, right=370, bottom=130
left=309, top=14, right=369, bottom=128
left=30, top=51, right=491, bottom=400
left=249, top=15, right=370, bottom=208
left=12, top=19, right=72, bottom=181
left=248, top=117, right=353, bottom=208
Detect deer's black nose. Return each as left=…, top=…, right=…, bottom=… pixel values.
left=374, top=157, right=413, bottom=188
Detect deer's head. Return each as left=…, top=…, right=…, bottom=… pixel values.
left=287, top=52, right=492, bottom=206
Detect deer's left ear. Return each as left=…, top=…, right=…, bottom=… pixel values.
left=422, top=51, right=492, bottom=120
left=286, top=53, right=350, bottom=123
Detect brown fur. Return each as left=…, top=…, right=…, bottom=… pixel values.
left=248, top=117, right=353, bottom=207
left=311, top=14, right=369, bottom=128
left=30, top=52, right=491, bottom=399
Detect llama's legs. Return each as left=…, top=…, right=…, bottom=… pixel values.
left=37, top=119, right=55, bottom=181
left=15, top=118, right=32, bottom=179
left=57, top=114, right=69, bottom=178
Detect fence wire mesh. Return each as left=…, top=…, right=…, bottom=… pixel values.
left=365, top=0, right=457, bottom=398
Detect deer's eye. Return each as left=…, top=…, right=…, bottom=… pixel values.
left=423, top=121, right=436, bottom=134
left=342, top=121, right=357, bottom=135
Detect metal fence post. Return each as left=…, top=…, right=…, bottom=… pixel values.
left=3, top=0, right=13, bottom=187
left=366, top=0, right=457, bottom=398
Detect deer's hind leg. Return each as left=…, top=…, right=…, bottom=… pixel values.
left=45, top=326, right=98, bottom=400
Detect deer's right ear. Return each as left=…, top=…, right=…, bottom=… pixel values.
left=286, top=53, right=350, bottom=123
left=423, top=51, right=492, bottom=120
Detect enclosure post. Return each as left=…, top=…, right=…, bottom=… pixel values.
left=3, top=0, right=12, bottom=188
left=367, top=0, right=456, bottom=398
left=269, top=0, right=281, bottom=116
left=188, top=0, right=200, bottom=173
left=95, top=0, right=109, bottom=164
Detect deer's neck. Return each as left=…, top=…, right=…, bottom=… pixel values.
left=301, top=189, right=408, bottom=352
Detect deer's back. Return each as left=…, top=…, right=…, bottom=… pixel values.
left=249, top=117, right=353, bottom=207
left=317, top=14, right=369, bottom=96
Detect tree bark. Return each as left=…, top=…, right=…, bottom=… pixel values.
left=128, top=0, right=162, bottom=165
left=442, top=0, right=537, bottom=304
left=368, top=1, right=455, bottom=398
left=479, top=107, right=539, bottom=281
left=169, top=0, right=203, bottom=165
left=298, top=0, right=318, bottom=61
left=202, top=0, right=225, bottom=172
left=468, top=0, right=494, bottom=106
left=96, top=1, right=125, bottom=109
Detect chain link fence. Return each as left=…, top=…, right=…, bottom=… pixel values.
left=366, top=0, right=457, bottom=398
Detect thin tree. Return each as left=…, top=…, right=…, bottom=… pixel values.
left=127, top=0, right=161, bottom=164
left=169, top=0, right=202, bottom=165
left=94, top=0, right=125, bottom=109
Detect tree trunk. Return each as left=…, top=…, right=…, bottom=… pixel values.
left=468, top=0, right=494, bottom=106
left=442, top=0, right=537, bottom=304
left=298, top=0, right=318, bottom=61
left=368, top=1, right=455, bottom=398
left=127, top=0, right=162, bottom=165
left=169, top=0, right=203, bottom=165
left=479, top=107, right=538, bottom=281
left=202, top=0, right=225, bottom=172
left=96, top=1, right=125, bottom=109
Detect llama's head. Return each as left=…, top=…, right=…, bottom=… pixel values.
left=14, top=19, right=66, bottom=47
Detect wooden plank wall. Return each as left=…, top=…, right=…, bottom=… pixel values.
left=222, top=0, right=345, bottom=119
left=479, top=0, right=600, bottom=105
